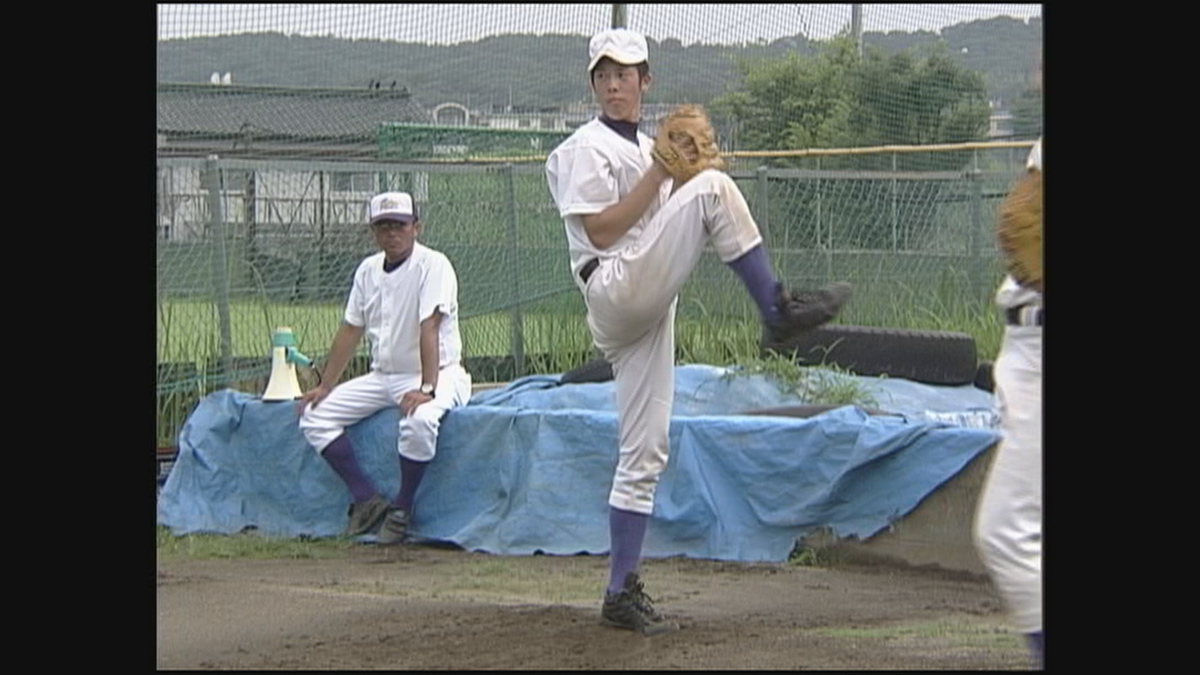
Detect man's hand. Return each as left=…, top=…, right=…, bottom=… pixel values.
left=296, top=383, right=334, bottom=415
left=398, top=389, right=433, bottom=416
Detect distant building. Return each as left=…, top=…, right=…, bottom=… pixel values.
left=425, top=100, right=695, bottom=140
left=987, top=111, right=1014, bottom=139
left=157, top=82, right=435, bottom=244
left=157, top=82, right=432, bottom=160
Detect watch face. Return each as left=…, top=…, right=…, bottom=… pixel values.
left=421, top=384, right=434, bottom=395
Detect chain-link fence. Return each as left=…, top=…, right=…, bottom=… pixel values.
left=157, top=4, right=1042, bottom=445
left=156, top=143, right=1030, bottom=444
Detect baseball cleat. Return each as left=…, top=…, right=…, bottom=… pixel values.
left=343, top=494, right=391, bottom=537
left=376, top=507, right=412, bottom=546
left=761, top=281, right=853, bottom=352
left=600, top=572, right=679, bottom=636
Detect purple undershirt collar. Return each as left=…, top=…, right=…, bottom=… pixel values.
left=599, top=115, right=640, bottom=146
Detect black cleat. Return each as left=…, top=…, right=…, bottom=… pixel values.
left=762, top=281, right=853, bottom=353
left=600, top=572, right=679, bottom=636
left=343, top=494, right=391, bottom=537
left=376, top=507, right=411, bottom=546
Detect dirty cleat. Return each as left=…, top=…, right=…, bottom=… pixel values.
left=600, top=572, right=679, bottom=636
left=376, top=507, right=411, bottom=546
left=761, top=281, right=853, bottom=352
left=343, top=494, right=390, bottom=537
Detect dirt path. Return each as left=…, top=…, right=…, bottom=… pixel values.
left=156, top=543, right=1030, bottom=670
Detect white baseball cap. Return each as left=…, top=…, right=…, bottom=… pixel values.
left=588, top=28, right=649, bottom=73
left=369, top=191, right=417, bottom=225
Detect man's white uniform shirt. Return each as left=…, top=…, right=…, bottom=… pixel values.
left=344, top=242, right=462, bottom=374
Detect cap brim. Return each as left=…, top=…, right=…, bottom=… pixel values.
left=370, top=214, right=416, bottom=225
left=588, top=50, right=642, bottom=72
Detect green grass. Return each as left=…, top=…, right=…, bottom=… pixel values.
left=722, top=354, right=880, bottom=408
left=156, top=526, right=355, bottom=561
left=156, top=274, right=1002, bottom=446
left=788, top=546, right=833, bottom=568
left=156, top=298, right=999, bottom=370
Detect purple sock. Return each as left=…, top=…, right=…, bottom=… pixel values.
left=607, top=507, right=649, bottom=595
left=1026, top=631, right=1043, bottom=669
left=391, top=456, right=429, bottom=512
left=727, top=245, right=782, bottom=325
left=321, top=434, right=377, bottom=503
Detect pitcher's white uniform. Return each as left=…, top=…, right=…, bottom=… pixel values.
left=300, top=242, right=472, bottom=462
left=546, top=118, right=766, bottom=514
left=974, top=138, right=1043, bottom=635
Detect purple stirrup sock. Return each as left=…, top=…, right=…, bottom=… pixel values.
left=727, top=245, right=782, bottom=325
left=392, top=456, right=430, bottom=512
left=1026, top=631, right=1044, bottom=669
left=607, top=507, right=650, bottom=595
left=321, top=434, right=377, bottom=503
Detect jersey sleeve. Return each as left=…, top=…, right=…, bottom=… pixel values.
left=1026, top=138, right=1042, bottom=171
left=419, top=254, right=458, bottom=324
left=342, top=261, right=367, bottom=327
left=547, top=142, right=619, bottom=217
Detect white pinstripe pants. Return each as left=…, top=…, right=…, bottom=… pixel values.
left=584, top=170, right=764, bottom=514
left=974, top=325, right=1042, bottom=633
left=299, top=365, right=472, bottom=462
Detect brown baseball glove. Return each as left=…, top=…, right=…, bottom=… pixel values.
left=996, top=167, right=1043, bottom=293
left=651, top=104, right=726, bottom=184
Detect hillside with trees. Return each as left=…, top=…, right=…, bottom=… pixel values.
left=157, top=16, right=1041, bottom=111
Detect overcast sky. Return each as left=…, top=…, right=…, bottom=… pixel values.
left=157, top=4, right=1041, bottom=46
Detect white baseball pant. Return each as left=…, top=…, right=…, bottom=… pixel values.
left=585, top=170, right=764, bottom=514
left=973, top=324, right=1042, bottom=634
left=299, top=365, right=472, bottom=462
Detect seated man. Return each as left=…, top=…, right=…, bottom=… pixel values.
left=297, top=191, right=472, bottom=544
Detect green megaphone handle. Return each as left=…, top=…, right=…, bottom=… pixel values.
left=286, top=347, right=313, bottom=368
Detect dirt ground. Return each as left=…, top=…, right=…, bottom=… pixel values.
left=156, top=541, right=1032, bottom=670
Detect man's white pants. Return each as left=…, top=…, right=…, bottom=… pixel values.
left=585, top=170, right=763, bottom=514
left=299, top=365, right=472, bottom=462
left=973, top=325, right=1042, bottom=634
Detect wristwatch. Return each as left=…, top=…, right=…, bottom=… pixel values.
left=419, top=383, right=436, bottom=397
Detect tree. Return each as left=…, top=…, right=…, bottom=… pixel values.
left=711, top=36, right=992, bottom=250
left=713, top=36, right=990, bottom=169
left=1009, top=89, right=1042, bottom=141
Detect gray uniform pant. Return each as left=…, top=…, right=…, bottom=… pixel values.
left=583, top=170, right=763, bottom=514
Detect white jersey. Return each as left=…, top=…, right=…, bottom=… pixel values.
left=545, top=117, right=673, bottom=290
left=996, top=138, right=1042, bottom=309
left=343, top=242, right=463, bottom=375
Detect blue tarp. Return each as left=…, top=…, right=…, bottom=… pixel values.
left=157, top=365, right=1000, bottom=563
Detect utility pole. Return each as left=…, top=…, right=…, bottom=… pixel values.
left=612, top=4, right=627, bottom=29
left=851, top=4, right=863, bottom=58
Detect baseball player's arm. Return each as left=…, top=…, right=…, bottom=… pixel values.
left=399, top=311, right=442, bottom=416
left=580, top=162, right=671, bottom=250
left=297, top=322, right=364, bottom=411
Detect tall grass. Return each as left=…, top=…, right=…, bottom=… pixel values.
left=157, top=289, right=1002, bottom=375
left=156, top=291, right=999, bottom=446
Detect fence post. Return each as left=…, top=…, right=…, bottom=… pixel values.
left=203, top=155, right=234, bottom=383
left=611, top=4, right=627, bottom=28
left=755, top=165, right=770, bottom=239
left=818, top=156, right=832, bottom=282
left=504, top=163, right=525, bottom=378
left=969, top=149, right=985, bottom=296
left=891, top=151, right=899, bottom=250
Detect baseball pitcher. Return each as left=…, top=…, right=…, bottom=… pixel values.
left=545, top=28, right=851, bottom=635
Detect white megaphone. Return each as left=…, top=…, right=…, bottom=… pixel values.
left=262, top=327, right=313, bottom=401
